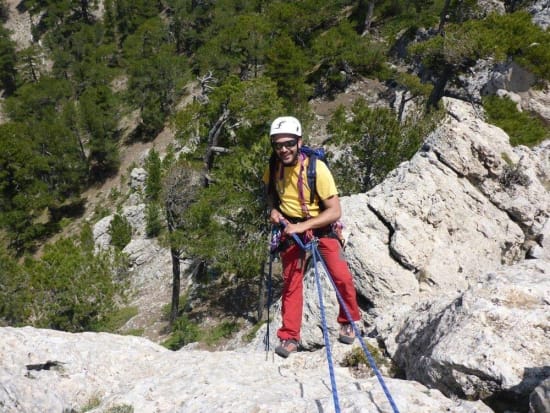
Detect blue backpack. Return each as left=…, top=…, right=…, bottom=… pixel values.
left=300, top=145, right=326, bottom=204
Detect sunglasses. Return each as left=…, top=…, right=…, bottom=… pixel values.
left=272, top=139, right=298, bottom=150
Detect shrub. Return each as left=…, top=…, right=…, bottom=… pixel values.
left=0, top=232, right=129, bottom=332
left=145, top=202, right=162, bottom=237
left=327, top=99, right=439, bottom=194
left=105, top=405, right=134, bottom=413
left=145, top=149, right=163, bottom=201
left=341, top=344, right=398, bottom=378
left=482, top=95, right=548, bottom=148
left=162, top=314, right=201, bottom=350
left=109, top=214, right=132, bottom=251
left=100, top=306, right=139, bottom=332
left=203, top=320, right=240, bottom=346
left=500, top=163, right=531, bottom=188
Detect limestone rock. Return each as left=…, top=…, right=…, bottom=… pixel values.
left=93, top=215, right=114, bottom=252
left=130, top=167, right=147, bottom=192
left=530, top=377, right=550, bottom=413
left=377, top=259, right=550, bottom=404
left=122, top=204, right=147, bottom=237
left=529, top=0, right=550, bottom=30
left=0, top=326, right=494, bottom=413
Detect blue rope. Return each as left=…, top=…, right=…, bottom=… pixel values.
left=312, top=245, right=401, bottom=413
left=311, top=239, right=341, bottom=413
left=285, top=228, right=400, bottom=413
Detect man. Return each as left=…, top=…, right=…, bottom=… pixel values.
left=263, top=116, right=361, bottom=358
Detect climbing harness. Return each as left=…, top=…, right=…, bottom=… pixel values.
left=280, top=224, right=401, bottom=413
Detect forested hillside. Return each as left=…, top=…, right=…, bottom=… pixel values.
left=0, top=0, right=549, bottom=340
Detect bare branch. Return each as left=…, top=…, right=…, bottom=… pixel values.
left=211, top=146, right=231, bottom=154
left=202, top=107, right=230, bottom=186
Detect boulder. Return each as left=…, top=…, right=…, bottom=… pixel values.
left=377, top=259, right=550, bottom=407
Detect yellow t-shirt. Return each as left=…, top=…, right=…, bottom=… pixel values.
left=263, top=156, right=338, bottom=218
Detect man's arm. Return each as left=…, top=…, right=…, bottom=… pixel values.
left=263, top=184, right=284, bottom=225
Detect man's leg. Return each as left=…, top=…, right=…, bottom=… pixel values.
left=277, top=243, right=306, bottom=341
left=318, top=237, right=361, bottom=324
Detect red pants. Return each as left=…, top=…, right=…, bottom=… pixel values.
left=277, top=237, right=361, bottom=341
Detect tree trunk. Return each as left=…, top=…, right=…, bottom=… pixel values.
left=362, top=1, right=375, bottom=36
left=202, top=107, right=230, bottom=187
left=169, top=247, right=181, bottom=324
left=397, top=90, right=408, bottom=123
left=256, top=257, right=269, bottom=323
left=427, top=63, right=453, bottom=110
left=438, top=0, right=451, bottom=34
left=25, top=54, right=38, bottom=82
left=80, top=0, right=91, bottom=23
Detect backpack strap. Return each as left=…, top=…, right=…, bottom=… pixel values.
left=296, top=152, right=312, bottom=218
left=300, top=145, right=325, bottom=205
left=307, top=154, right=317, bottom=204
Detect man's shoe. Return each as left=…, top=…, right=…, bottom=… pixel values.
left=275, top=339, right=299, bottom=358
left=338, top=323, right=355, bottom=344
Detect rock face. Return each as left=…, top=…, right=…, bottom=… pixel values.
left=530, top=377, right=550, bottom=413
left=529, top=0, right=550, bottom=30
left=377, top=259, right=550, bottom=403
left=0, top=326, right=494, bottom=413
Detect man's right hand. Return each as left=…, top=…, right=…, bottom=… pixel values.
left=270, top=208, right=283, bottom=225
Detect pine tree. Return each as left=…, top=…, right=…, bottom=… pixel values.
left=0, top=26, right=16, bottom=95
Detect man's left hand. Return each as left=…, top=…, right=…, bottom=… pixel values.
left=284, top=221, right=306, bottom=235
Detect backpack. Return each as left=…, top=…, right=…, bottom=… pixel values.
left=300, top=145, right=325, bottom=204
left=268, top=146, right=346, bottom=248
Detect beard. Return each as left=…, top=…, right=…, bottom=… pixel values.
left=278, top=150, right=300, bottom=166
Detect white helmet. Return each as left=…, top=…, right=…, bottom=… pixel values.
left=270, top=116, right=302, bottom=137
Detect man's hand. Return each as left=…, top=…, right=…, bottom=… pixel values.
left=283, top=221, right=306, bottom=235
left=269, top=208, right=284, bottom=225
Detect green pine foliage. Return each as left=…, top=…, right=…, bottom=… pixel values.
left=79, top=85, right=121, bottom=180
left=163, top=312, right=240, bottom=350
left=171, top=76, right=284, bottom=280
left=0, top=226, right=128, bottom=332
left=109, top=213, right=132, bottom=251
left=265, top=34, right=311, bottom=105
left=0, top=119, right=87, bottom=253
left=327, top=99, right=440, bottom=194
left=145, top=202, right=162, bottom=238
left=482, top=95, right=549, bottom=148
left=310, top=20, right=386, bottom=95
left=0, top=244, right=32, bottom=325
left=145, top=148, right=163, bottom=201
left=144, top=149, right=164, bottom=238
left=0, top=25, right=16, bottom=94
left=194, top=12, right=272, bottom=81
left=479, top=12, right=550, bottom=81
left=162, top=314, right=201, bottom=350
